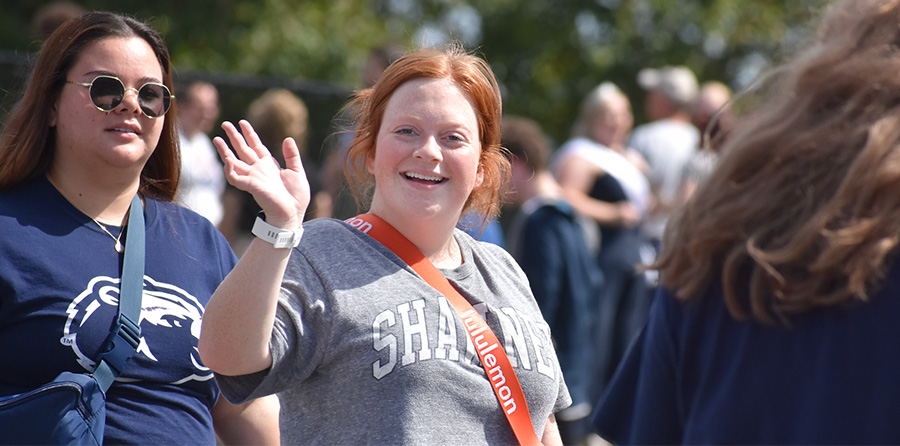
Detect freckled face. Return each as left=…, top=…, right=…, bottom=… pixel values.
left=50, top=36, right=165, bottom=175
left=367, top=77, right=484, bottom=224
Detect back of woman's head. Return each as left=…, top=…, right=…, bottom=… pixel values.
left=0, top=11, right=179, bottom=200
left=502, top=116, right=551, bottom=173
left=343, top=44, right=508, bottom=223
left=658, top=0, right=900, bottom=323
left=247, top=89, right=309, bottom=160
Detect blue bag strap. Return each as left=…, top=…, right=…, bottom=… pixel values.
left=93, top=194, right=145, bottom=393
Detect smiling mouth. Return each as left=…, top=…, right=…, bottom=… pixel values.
left=110, top=127, right=138, bottom=134
left=405, top=172, right=445, bottom=184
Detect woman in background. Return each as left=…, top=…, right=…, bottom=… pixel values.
left=552, top=82, right=653, bottom=407
left=593, top=0, right=900, bottom=443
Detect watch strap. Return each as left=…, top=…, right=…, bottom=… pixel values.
left=252, top=212, right=303, bottom=248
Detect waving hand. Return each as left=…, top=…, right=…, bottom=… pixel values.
left=201, top=120, right=308, bottom=376
left=213, top=120, right=309, bottom=229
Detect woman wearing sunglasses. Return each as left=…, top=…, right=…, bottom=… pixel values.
left=0, top=12, right=278, bottom=444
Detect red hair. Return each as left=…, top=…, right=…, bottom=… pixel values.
left=342, top=44, right=509, bottom=226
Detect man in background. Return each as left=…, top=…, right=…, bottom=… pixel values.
left=504, top=115, right=602, bottom=446
left=628, top=65, right=699, bottom=246
left=176, top=81, right=226, bottom=226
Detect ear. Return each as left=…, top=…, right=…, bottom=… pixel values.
left=366, top=153, right=375, bottom=176
left=474, top=162, right=485, bottom=188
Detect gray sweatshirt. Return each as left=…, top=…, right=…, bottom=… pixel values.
left=216, top=218, right=571, bottom=445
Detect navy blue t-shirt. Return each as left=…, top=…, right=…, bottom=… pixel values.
left=592, top=266, right=900, bottom=444
left=0, top=176, right=238, bottom=444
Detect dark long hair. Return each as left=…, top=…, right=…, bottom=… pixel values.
left=0, top=11, right=180, bottom=200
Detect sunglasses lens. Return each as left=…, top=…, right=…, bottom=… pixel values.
left=85, top=76, right=171, bottom=118
left=138, top=84, right=170, bottom=118
left=89, top=76, right=124, bottom=111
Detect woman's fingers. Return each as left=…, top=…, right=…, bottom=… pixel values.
left=281, top=137, right=305, bottom=175
left=212, top=135, right=235, bottom=165
left=237, top=120, right=271, bottom=160
left=213, top=120, right=308, bottom=223
left=220, top=120, right=261, bottom=164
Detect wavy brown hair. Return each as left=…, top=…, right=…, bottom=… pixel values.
left=657, top=0, right=900, bottom=323
left=342, top=44, right=509, bottom=226
left=0, top=12, right=180, bottom=201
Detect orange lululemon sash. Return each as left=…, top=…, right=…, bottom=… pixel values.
left=346, top=214, right=542, bottom=446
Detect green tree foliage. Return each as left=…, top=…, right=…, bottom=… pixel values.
left=1, top=0, right=828, bottom=147
left=475, top=0, right=827, bottom=141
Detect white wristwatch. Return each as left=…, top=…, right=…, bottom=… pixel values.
left=251, top=212, right=303, bottom=248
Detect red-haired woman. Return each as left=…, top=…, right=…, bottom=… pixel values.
left=199, top=46, right=571, bottom=445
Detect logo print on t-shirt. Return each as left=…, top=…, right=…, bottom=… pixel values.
left=371, top=297, right=558, bottom=381
left=59, top=275, right=213, bottom=384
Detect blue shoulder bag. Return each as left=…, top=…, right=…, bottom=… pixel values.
left=0, top=195, right=145, bottom=445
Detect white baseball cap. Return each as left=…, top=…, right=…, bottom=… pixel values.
left=637, top=65, right=699, bottom=108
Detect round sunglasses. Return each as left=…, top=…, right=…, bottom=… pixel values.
left=66, top=75, right=173, bottom=119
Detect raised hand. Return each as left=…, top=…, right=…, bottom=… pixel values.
left=213, top=120, right=310, bottom=229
